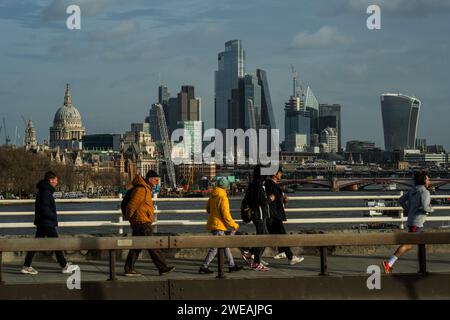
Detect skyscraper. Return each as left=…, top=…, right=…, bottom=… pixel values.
left=175, top=86, right=203, bottom=159
left=215, top=40, right=245, bottom=131
left=243, top=74, right=261, bottom=129
left=284, top=96, right=310, bottom=152
left=381, top=93, right=421, bottom=151
left=319, top=104, right=342, bottom=151
left=320, top=127, right=338, bottom=153
left=158, top=85, right=170, bottom=104
left=257, top=69, right=276, bottom=130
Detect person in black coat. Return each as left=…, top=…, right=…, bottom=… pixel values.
left=265, top=167, right=304, bottom=265
left=21, top=171, right=78, bottom=275
left=242, top=165, right=271, bottom=271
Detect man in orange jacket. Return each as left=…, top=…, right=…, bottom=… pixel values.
left=124, top=170, right=175, bottom=276
left=199, top=177, right=243, bottom=274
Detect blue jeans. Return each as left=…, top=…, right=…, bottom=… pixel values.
left=203, top=230, right=235, bottom=268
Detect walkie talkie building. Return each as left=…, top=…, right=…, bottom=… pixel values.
left=381, top=93, right=421, bottom=151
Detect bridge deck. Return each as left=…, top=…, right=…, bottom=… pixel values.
left=2, top=254, right=450, bottom=299
left=2, top=253, right=450, bottom=282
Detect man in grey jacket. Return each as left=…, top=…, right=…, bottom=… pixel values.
left=382, top=172, right=434, bottom=274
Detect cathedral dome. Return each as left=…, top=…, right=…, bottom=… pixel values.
left=53, top=84, right=83, bottom=128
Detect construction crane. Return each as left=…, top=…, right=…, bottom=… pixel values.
left=290, top=64, right=303, bottom=98
left=2, top=117, right=10, bottom=146
left=154, top=103, right=177, bottom=190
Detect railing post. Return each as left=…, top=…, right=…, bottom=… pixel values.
left=418, top=244, right=427, bottom=274
left=153, top=193, right=158, bottom=233
left=0, top=251, right=3, bottom=284
left=217, top=248, right=225, bottom=278
left=108, top=250, right=117, bottom=281
left=398, top=191, right=404, bottom=230
left=117, top=216, right=124, bottom=235
left=320, top=247, right=328, bottom=275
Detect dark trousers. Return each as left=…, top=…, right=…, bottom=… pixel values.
left=266, top=219, right=293, bottom=260
left=124, top=223, right=168, bottom=273
left=250, top=219, right=268, bottom=264
left=24, top=226, right=67, bottom=268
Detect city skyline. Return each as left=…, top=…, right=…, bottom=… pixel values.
left=1, top=0, right=449, bottom=149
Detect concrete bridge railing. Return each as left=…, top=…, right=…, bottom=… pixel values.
left=1, top=232, right=450, bottom=282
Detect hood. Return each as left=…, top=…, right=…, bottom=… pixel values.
left=414, top=185, right=427, bottom=194
left=132, top=175, right=149, bottom=188
left=36, top=180, right=55, bottom=192
left=211, top=186, right=226, bottom=198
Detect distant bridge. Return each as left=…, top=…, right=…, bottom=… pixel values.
left=279, top=178, right=450, bottom=191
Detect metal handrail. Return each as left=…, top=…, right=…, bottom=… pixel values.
left=1, top=194, right=450, bottom=205
left=2, top=195, right=450, bottom=232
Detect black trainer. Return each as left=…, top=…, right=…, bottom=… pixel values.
left=229, top=265, right=243, bottom=273
left=198, top=266, right=214, bottom=274
left=159, top=266, right=175, bottom=276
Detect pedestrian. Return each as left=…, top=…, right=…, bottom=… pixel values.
left=265, top=167, right=304, bottom=265
left=199, top=178, right=243, bottom=274
left=382, top=171, right=434, bottom=274
left=241, top=165, right=271, bottom=272
left=123, top=170, right=175, bottom=276
left=21, top=171, right=79, bottom=275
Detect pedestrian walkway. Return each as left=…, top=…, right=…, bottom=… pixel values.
left=2, top=253, right=450, bottom=284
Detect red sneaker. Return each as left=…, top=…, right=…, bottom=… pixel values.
left=382, top=261, right=392, bottom=274
left=251, top=263, right=270, bottom=272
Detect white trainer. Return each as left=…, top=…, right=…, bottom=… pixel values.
left=62, top=262, right=79, bottom=274
left=21, top=266, right=38, bottom=275
left=289, top=256, right=305, bottom=265
left=273, top=252, right=287, bottom=260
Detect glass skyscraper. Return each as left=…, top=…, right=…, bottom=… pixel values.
left=215, top=40, right=245, bottom=131
left=381, top=93, right=421, bottom=151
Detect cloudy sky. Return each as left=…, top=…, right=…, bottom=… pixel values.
left=1, top=0, right=449, bottom=149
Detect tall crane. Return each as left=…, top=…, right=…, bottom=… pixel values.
left=154, top=103, right=177, bottom=190
left=2, top=117, right=10, bottom=146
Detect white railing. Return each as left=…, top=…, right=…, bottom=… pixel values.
left=1, top=194, right=450, bottom=233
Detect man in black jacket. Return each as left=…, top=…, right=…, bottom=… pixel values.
left=21, top=171, right=79, bottom=275
left=242, top=165, right=271, bottom=272
left=265, top=167, right=304, bottom=265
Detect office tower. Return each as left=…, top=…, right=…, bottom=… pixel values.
left=178, top=85, right=200, bottom=122
left=215, top=40, right=245, bottom=131
left=284, top=96, right=310, bottom=152
left=320, top=127, right=338, bottom=153
left=169, top=86, right=203, bottom=158
left=415, top=138, right=427, bottom=152
left=243, top=74, right=262, bottom=129
left=257, top=69, right=276, bottom=129
left=131, top=123, right=150, bottom=135
left=346, top=140, right=376, bottom=153
left=381, top=93, right=421, bottom=151
left=158, top=85, right=170, bottom=104
left=228, top=79, right=245, bottom=130
left=319, top=104, right=341, bottom=151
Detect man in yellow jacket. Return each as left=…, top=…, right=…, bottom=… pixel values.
left=199, top=178, right=243, bottom=274
left=124, top=170, right=175, bottom=276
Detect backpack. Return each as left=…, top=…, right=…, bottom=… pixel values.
left=120, top=186, right=146, bottom=220
left=240, top=188, right=253, bottom=223
left=240, top=181, right=269, bottom=223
